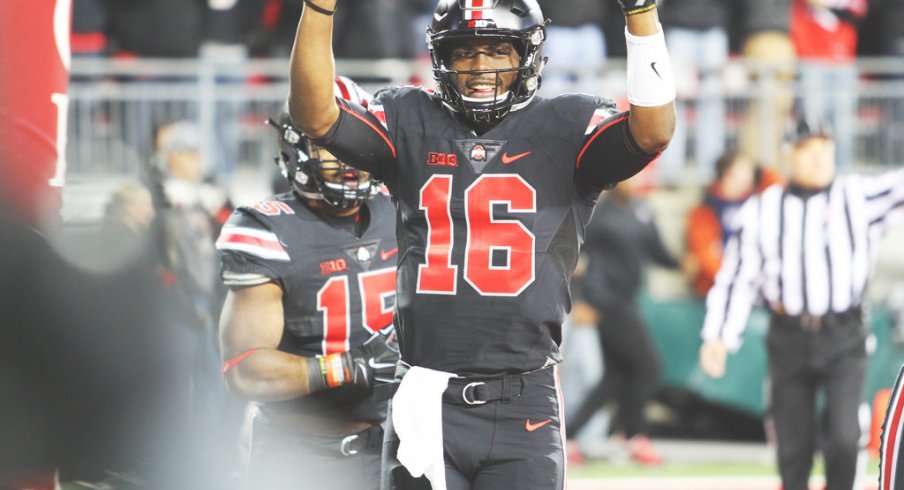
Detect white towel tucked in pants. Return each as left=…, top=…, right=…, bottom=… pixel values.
left=392, top=366, right=457, bottom=490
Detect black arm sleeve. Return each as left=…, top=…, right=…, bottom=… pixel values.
left=575, top=111, right=660, bottom=190
left=310, top=98, right=396, bottom=180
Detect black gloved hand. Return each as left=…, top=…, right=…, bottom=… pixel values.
left=616, top=0, right=657, bottom=16
left=343, top=326, right=400, bottom=389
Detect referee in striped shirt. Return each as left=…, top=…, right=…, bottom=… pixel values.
left=699, top=118, right=904, bottom=490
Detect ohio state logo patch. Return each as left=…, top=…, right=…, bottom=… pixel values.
left=453, top=139, right=505, bottom=174
left=471, top=145, right=487, bottom=161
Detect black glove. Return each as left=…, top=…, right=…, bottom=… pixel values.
left=616, top=0, right=657, bottom=16
left=343, top=326, right=400, bottom=389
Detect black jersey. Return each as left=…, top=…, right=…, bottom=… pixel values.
left=356, top=87, right=620, bottom=376
left=216, top=191, right=397, bottom=423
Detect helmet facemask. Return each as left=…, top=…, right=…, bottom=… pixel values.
left=268, top=117, right=379, bottom=210
left=427, top=0, right=548, bottom=125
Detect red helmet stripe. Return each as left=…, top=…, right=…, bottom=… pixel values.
left=464, top=0, right=485, bottom=20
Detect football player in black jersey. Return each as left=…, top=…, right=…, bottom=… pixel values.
left=216, top=77, right=400, bottom=490
left=289, top=1, right=676, bottom=489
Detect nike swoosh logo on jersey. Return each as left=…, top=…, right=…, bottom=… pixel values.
left=651, top=62, right=662, bottom=80
left=525, top=419, right=552, bottom=432
left=368, top=358, right=396, bottom=370
left=381, top=248, right=398, bottom=260
left=501, top=151, right=531, bottom=164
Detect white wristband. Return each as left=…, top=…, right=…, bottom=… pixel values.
left=625, top=23, right=676, bottom=107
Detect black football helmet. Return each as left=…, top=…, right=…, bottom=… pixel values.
left=427, top=0, right=548, bottom=124
left=268, top=77, right=379, bottom=209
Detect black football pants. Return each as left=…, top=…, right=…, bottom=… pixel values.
left=381, top=366, right=566, bottom=490
left=767, top=313, right=868, bottom=490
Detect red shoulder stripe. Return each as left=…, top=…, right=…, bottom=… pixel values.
left=335, top=77, right=351, bottom=101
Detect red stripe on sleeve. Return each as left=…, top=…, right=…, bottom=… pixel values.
left=575, top=114, right=629, bottom=169
left=218, top=231, right=286, bottom=253
left=339, top=104, right=397, bottom=159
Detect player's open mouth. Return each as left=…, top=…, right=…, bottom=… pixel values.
left=465, top=80, right=500, bottom=98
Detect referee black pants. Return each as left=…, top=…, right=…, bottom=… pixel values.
left=766, top=311, right=868, bottom=490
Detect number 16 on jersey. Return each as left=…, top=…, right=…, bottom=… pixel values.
left=416, top=174, right=537, bottom=297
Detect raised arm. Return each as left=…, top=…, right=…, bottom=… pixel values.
left=288, top=0, right=340, bottom=138
left=573, top=2, right=676, bottom=188
left=621, top=1, right=676, bottom=153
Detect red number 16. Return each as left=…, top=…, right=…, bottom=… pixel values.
left=416, top=174, right=536, bottom=297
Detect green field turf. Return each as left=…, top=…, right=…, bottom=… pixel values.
left=569, top=461, right=781, bottom=478
left=568, top=458, right=880, bottom=479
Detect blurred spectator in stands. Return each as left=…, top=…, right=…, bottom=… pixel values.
left=71, top=0, right=109, bottom=57
left=56, top=181, right=200, bottom=488
left=106, top=0, right=206, bottom=57
left=149, top=119, right=239, bottom=486
left=879, top=0, right=904, bottom=165
left=737, top=0, right=796, bottom=170
left=258, top=0, right=424, bottom=58
left=873, top=0, right=904, bottom=57
left=107, top=0, right=260, bottom=175
left=858, top=0, right=904, bottom=165
left=566, top=173, right=692, bottom=466
left=537, top=0, right=607, bottom=96
left=100, top=181, right=158, bottom=268
left=76, top=0, right=270, bottom=58
left=657, top=0, right=733, bottom=185
left=790, top=0, right=868, bottom=170
left=685, top=150, right=784, bottom=298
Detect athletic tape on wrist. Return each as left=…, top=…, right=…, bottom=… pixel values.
left=320, top=352, right=350, bottom=388
left=625, top=24, right=676, bottom=107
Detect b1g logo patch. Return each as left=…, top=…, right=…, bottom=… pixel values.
left=880, top=364, right=904, bottom=489
left=427, top=152, right=458, bottom=167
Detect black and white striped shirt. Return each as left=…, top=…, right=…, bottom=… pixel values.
left=702, top=169, right=904, bottom=350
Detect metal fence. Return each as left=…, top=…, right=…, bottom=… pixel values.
left=66, top=55, right=904, bottom=186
